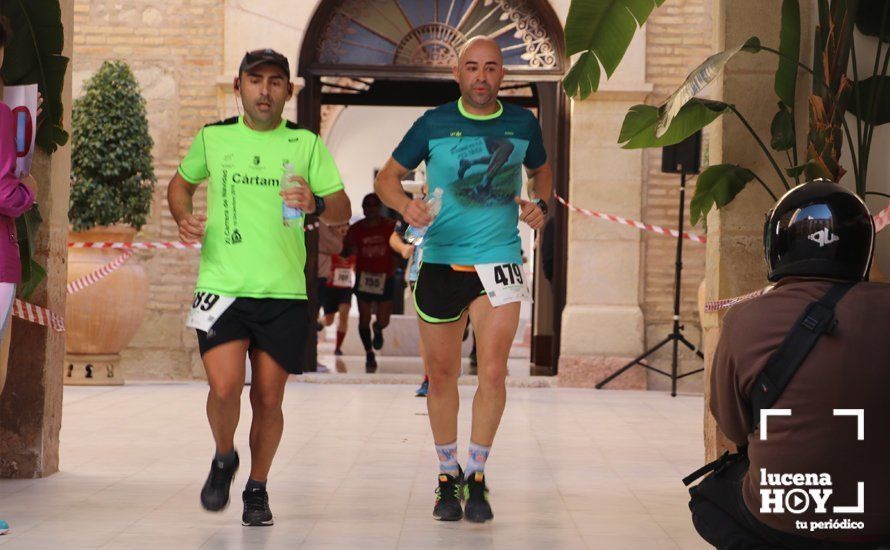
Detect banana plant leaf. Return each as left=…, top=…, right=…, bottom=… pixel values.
left=620, top=98, right=730, bottom=149
left=655, top=37, right=760, bottom=138
left=0, top=0, right=69, bottom=154
left=689, top=164, right=757, bottom=226
left=563, top=51, right=601, bottom=101
left=855, top=0, right=890, bottom=42
left=770, top=102, right=796, bottom=151
left=847, top=76, right=890, bottom=125
left=775, top=0, right=801, bottom=106
left=563, top=0, right=666, bottom=99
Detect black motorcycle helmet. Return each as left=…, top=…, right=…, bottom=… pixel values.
left=764, top=179, right=874, bottom=282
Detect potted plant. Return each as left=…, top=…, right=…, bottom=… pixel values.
left=65, top=60, right=155, bottom=385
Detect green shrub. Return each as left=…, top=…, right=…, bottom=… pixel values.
left=69, top=60, right=155, bottom=231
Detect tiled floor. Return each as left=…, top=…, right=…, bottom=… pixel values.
left=0, top=381, right=710, bottom=549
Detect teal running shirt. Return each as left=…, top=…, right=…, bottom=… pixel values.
left=392, top=99, right=546, bottom=265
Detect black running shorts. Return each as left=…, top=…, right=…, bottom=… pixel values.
left=413, top=263, right=485, bottom=324
left=323, top=286, right=352, bottom=314
left=196, top=298, right=308, bottom=374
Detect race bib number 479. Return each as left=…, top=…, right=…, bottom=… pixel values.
left=476, top=263, right=532, bottom=307
left=186, top=292, right=236, bottom=332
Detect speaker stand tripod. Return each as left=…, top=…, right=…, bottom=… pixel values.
left=595, top=169, right=704, bottom=396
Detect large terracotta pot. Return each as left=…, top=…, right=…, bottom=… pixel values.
left=65, top=225, right=148, bottom=385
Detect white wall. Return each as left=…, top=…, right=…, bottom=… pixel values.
left=325, top=106, right=427, bottom=218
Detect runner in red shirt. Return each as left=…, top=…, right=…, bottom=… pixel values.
left=344, top=193, right=396, bottom=371
left=322, top=247, right=355, bottom=356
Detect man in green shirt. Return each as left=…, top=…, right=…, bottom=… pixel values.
left=167, top=49, right=350, bottom=527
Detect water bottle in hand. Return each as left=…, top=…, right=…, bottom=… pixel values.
left=281, top=163, right=303, bottom=227
left=404, top=188, right=443, bottom=245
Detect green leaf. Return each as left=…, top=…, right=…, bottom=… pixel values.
left=775, top=0, right=801, bottom=106
left=770, top=102, right=795, bottom=151
left=563, top=51, right=601, bottom=100
left=689, top=164, right=756, bottom=226
left=619, top=98, right=729, bottom=149
left=17, top=260, right=46, bottom=300
left=14, top=207, right=44, bottom=298
left=655, top=37, right=760, bottom=138
left=0, top=0, right=70, bottom=154
left=856, top=0, right=890, bottom=42
left=785, top=161, right=819, bottom=177
left=564, top=0, right=666, bottom=95
left=847, top=76, right=890, bottom=125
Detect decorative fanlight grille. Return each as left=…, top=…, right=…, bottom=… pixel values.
left=315, top=0, right=559, bottom=71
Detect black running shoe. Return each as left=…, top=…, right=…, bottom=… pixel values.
left=464, top=471, right=493, bottom=523
left=372, top=324, right=384, bottom=350
left=242, top=488, right=274, bottom=526
left=433, top=469, right=464, bottom=521
left=334, top=348, right=343, bottom=356
left=365, top=351, right=377, bottom=373
left=200, top=451, right=239, bottom=511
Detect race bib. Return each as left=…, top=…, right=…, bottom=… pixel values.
left=476, top=263, right=532, bottom=307
left=358, top=272, right=386, bottom=295
left=332, top=267, right=353, bottom=288
left=186, top=291, right=236, bottom=332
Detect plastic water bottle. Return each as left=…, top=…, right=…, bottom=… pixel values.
left=404, top=188, right=443, bottom=244
left=281, top=163, right=303, bottom=227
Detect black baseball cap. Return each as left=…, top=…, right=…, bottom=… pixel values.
left=239, top=49, right=290, bottom=78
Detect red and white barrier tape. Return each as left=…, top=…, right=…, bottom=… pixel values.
left=704, top=287, right=773, bottom=313
left=874, top=204, right=890, bottom=233
left=12, top=298, right=65, bottom=332
left=15, top=221, right=323, bottom=331
left=69, top=241, right=199, bottom=249
left=555, top=195, right=707, bottom=244
left=67, top=221, right=321, bottom=250
left=66, top=251, right=133, bottom=295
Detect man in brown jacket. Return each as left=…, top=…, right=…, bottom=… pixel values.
left=692, top=180, right=889, bottom=549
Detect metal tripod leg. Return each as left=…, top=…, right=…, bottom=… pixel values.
left=595, top=336, right=672, bottom=389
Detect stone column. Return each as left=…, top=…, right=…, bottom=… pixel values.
left=558, top=90, right=651, bottom=388
left=702, top=0, right=812, bottom=460
left=0, top=0, right=73, bottom=478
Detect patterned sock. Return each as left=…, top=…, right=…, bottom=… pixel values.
left=245, top=478, right=266, bottom=493
left=335, top=331, right=346, bottom=350
left=358, top=325, right=372, bottom=351
left=435, top=442, right=460, bottom=478
left=466, top=442, right=491, bottom=476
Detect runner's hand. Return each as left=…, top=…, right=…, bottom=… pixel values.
left=401, top=244, right=415, bottom=260
left=516, top=197, right=545, bottom=230
left=178, top=213, right=206, bottom=244
left=402, top=198, right=431, bottom=227
left=280, top=176, right=315, bottom=212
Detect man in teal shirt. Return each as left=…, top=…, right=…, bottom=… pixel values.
left=375, top=37, right=552, bottom=523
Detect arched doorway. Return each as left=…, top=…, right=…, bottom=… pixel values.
left=298, top=0, right=569, bottom=374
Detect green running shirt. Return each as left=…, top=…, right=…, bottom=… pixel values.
left=178, top=116, right=344, bottom=299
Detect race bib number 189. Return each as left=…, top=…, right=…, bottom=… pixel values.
left=475, top=263, right=532, bottom=307
left=186, top=292, right=236, bottom=332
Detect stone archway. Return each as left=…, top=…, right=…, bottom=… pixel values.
left=298, top=0, right=569, bottom=373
